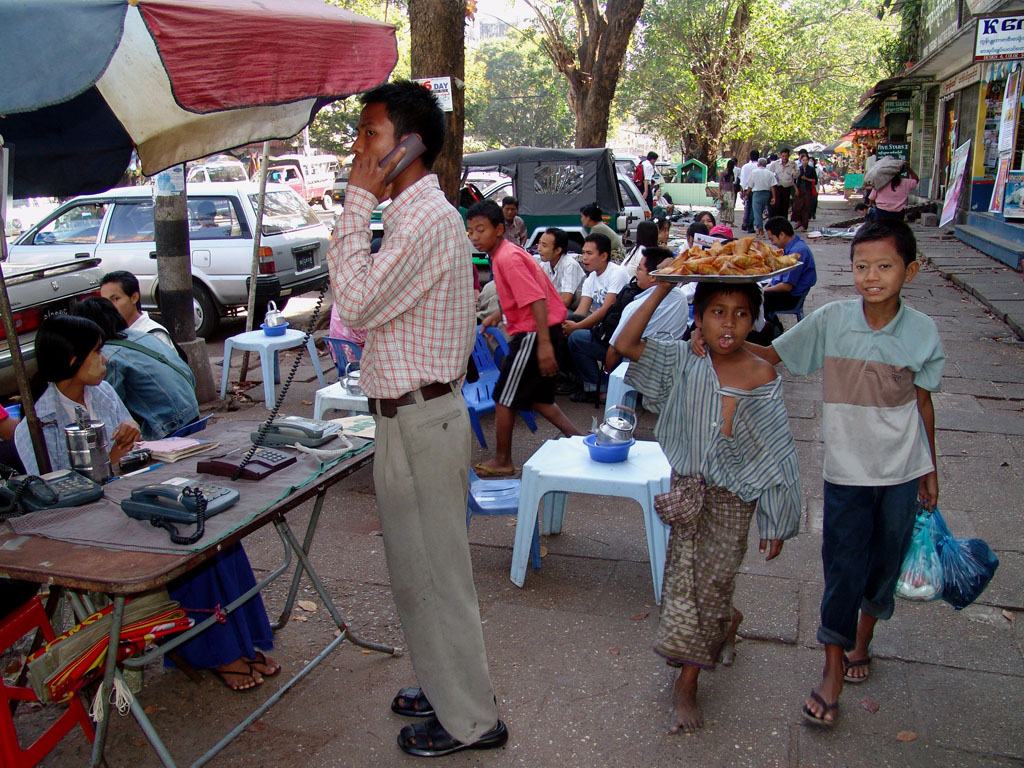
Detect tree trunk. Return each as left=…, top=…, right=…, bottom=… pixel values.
left=408, top=0, right=465, bottom=205
left=529, top=0, right=644, bottom=149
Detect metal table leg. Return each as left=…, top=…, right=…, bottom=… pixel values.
left=90, top=595, right=125, bottom=768
left=272, top=486, right=326, bottom=631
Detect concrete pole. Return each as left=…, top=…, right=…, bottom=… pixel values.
left=152, top=167, right=217, bottom=403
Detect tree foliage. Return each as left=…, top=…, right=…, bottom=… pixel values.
left=526, top=0, right=645, bottom=147
left=464, top=36, right=575, bottom=148
left=620, top=0, right=894, bottom=165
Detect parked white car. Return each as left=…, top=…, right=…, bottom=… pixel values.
left=6, top=182, right=330, bottom=337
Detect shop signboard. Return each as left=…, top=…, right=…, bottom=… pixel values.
left=884, top=99, right=912, bottom=114
left=940, top=140, right=971, bottom=227
left=922, top=0, right=959, bottom=58
left=989, top=152, right=1012, bottom=214
left=1003, top=170, right=1024, bottom=219
left=998, top=66, right=1021, bottom=153
left=940, top=63, right=983, bottom=98
left=877, top=143, right=911, bottom=160
left=975, top=14, right=1024, bottom=60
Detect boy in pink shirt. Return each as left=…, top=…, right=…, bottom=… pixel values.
left=468, top=201, right=582, bottom=476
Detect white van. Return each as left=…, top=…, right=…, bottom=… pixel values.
left=186, top=155, right=249, bottom=184
left=6, top=182, right=330, bottom=338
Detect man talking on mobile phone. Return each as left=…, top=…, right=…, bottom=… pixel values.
left=325, top=81, right=508, bottom=758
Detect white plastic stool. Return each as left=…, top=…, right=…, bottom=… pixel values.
left=606, top=362, right=638, bottom=411
left=313, top=381, right=370, bottom=419
left=219, top=328, right=326, bottom=409
left=510, top=436, right=672, bottom=603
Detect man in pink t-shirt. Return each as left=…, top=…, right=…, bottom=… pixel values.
left=869, top=164, right=919, bottom=220
left=468, top=201, right=582, bottom=476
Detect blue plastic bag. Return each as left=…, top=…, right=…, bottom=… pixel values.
left=931, top=508, right=1000, bottom=610
left=895, top=506, right=944, bottom=602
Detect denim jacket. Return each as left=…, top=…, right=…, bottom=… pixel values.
left=102, top=330, right=199, bottom=440
left=14, top=382, right=132, bottom=475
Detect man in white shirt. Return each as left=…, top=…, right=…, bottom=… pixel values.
left=739, top=149, right=761, bottom=232
left=562, top=233, right=628, bottom=402
left=768, top=148, right=799, bottom=218
left=748, top=159, right=778, bottom=236
left=99, top=271, right=175, bottom=351
left=605, top=248, right=688, bottom=371
left=641, top=151, right=658, bottom=208
left=536, top=227, right=584, bottom=308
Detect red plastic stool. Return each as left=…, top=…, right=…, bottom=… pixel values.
left=0, top=596, right=94, bottom=768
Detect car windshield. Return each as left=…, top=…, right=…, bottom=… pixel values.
left=207, top=165, right=248, bottom=182
left=248, top=190, right=321, bottom=234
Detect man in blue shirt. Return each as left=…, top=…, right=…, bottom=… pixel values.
left=763, top=216, right=816, bottom=314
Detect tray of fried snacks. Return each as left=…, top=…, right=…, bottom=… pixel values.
left=651, top=237, right=801, bottom=283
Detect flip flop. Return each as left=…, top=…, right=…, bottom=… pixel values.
left=397, top=716, right=508, bottom=757
left=842, top=654, right=871, bottom=683
left=243, top=650, right=281, bottom=678
left=801, top=690, right=838, bottom=727
left=391, top=686, right=435, bottom=718
left=212, top=664, right=261, bottom=692
left=472, top=462, right=518, bottom=478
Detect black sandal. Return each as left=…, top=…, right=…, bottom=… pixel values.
left=801, top=690, right=839, bottom=727
left=397, top=715, right=508, bottom=757
left=391, top=686, right=435, bottom=717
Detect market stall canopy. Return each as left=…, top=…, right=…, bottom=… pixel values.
left=0, top=0, right=398, bottom=198
left=793, top=142, right=826, bottom=154
left=823, top=139, right=854, bottom=154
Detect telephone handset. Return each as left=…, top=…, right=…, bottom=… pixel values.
left=0, top=469, right=104, bottom=519
left=250, top=416, right=342, bottom=448
left=381, top=134, right=426, bottom=184
left=121, top=478, right=239, bottom=524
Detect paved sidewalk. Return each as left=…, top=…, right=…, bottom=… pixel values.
left=23, top=199, right=1024, bottom=767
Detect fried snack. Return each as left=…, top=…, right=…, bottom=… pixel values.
left=653, top=237, right=795, bottom=278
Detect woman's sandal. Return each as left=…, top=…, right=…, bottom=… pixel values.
left=212, top=663, right=261, bottom=692
left=391, top=686, right=435, bottom=718
left=842, top=654, right=871, bottom=683
left=397, top=715, right=508, bottom=757
left=243, top=650, right=281, bottom=678
left=801, top=690, right=839, bottom=727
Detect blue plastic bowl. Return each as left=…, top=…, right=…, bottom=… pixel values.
left=261, top=321, right=289, bottom=336
left=5, top=403, right=21, bottom=420
left=583, top=433, right=634, bottom=463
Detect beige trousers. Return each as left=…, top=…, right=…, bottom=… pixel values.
left=372, top=388, right=498, bottom=743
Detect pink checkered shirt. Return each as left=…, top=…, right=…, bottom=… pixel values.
left=327, top=175, right=476, bottom=399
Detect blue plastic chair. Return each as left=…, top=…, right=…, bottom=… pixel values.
left=467, top=467, right=541, bottom=570
left=770, top=290, right=809, bottom=325
left=168, top=413, right=212, bottom=438
left=323, top=336, right=363, bottom=378
left=462, top=329, right=538, bottom=447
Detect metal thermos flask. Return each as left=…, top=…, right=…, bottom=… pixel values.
left=64, top=409, right=113, bottom=484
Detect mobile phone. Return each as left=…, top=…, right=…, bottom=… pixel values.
left=380, top=134, right=427, bottom=184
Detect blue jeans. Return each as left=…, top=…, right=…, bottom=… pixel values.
left=567, top=328, right=606, bottom=392
left=818, top=479, right=920, bottom=650
left=750, top=190, right=771, bottom=231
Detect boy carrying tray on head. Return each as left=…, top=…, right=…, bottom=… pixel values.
left=468, top=201, right=582, bottom=477
left=614, top=278, right=802, bottom=733
left=692, top=218, right=945, bottom=727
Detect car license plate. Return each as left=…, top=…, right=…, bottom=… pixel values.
left=293, top=245, right=318, bottom=273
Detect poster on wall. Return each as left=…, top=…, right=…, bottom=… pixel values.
left=940, top=140, right=971, bottom=227
left=1003, top=171, right=1024, bottom=220
left=990, top=153, right=1013, bottom=214
left=998, top=67, right=1021, bottom=154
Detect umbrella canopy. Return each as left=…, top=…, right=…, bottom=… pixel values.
left=0, top=0, right=398, bottom=198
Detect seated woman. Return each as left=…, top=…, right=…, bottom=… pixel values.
left=621, top=220, right=660, bottom=279
left=14, top=315, right=279, bottom=691
left=71, top=297, right=199, bottom=440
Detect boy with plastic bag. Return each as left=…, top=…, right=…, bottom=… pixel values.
left=691, top=220, right=945, bottom=726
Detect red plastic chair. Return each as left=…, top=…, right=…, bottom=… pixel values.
left=0, top=596, right=94, bottom=768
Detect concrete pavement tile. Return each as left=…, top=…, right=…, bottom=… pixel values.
left=978, top=398, right=1024, bottom=416
left=905, top=665, right=1024, bottom=758
left=806, top=495, right=824, bottom=534
left=939, top=377, right=1010, bottom=398
left=789, top=417, right=821, bottom=442
left=798, top=581, right=825, bottom=648
left=990, top=380, right=1024, bottom=399
left=933, top=392, right=984, bottom=412
left=733, top=573, right=799, bottom=644
left=741, top=529, right=823, bottom=585
left=870, top=600, right=1023, bottom=676
left=936, top=409, right=1024, bottom=435
left=1007, top=435, right=1024, bottom=457
left=784, top=395, right=818, bottom=419
left=936, top=457, right=1024, bottom=543
left=937, top=431, right=1018, bottom=456
left=978, top=550, right=1024, bottom=611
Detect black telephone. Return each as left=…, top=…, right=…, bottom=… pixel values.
left=250, top=416, right=343, bottom=448
left=122, top=478, right=240, bottom=524
left=0, top=469, right=104, bottom=518
left=198, top=447, right=296, bottom=480
left=381, top=134, right=426, bottom=184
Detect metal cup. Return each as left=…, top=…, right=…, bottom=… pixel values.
left=64, top=418, right=113, bottom=484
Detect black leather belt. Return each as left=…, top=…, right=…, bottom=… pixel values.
left=369, top=381, right=456, bottom=418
